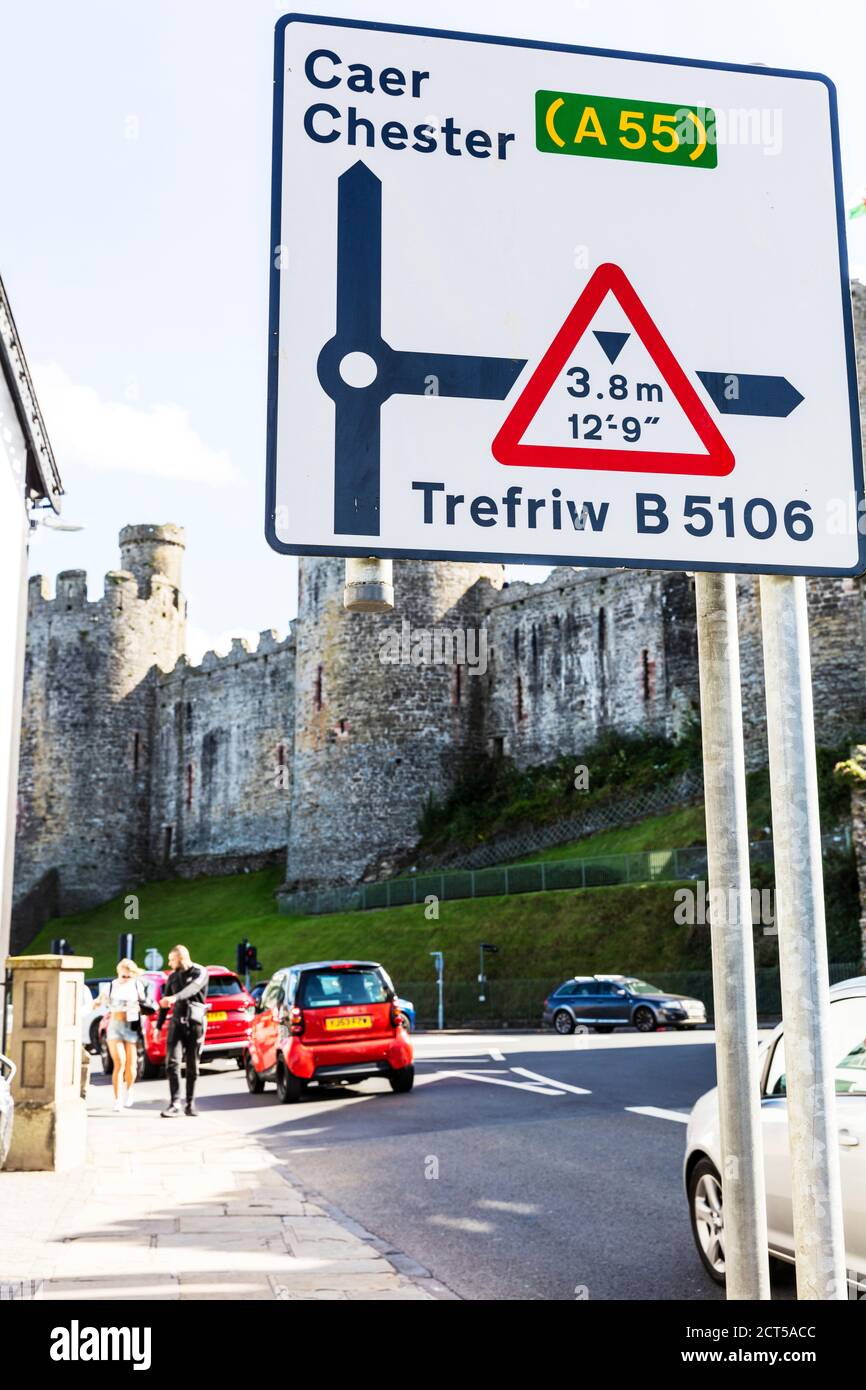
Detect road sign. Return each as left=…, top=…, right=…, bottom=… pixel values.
left=491, top=262, right=735, bottom=477
left=266, top=15, right=863, bottom=575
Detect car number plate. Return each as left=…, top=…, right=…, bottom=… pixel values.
left=208, top=1011, right=228, bottom=1022
left=325, top=1015, right=372, bottom=1031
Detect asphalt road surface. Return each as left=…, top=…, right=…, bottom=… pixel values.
left=89, top=1028, right=796, bottom=1301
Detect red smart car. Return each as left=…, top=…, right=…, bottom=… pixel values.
left=244, top=960, right=414, bottom=1103
left=100, top=966, right=255, bottom=1079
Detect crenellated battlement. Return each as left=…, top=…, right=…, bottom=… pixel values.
left=163, top=626, right=295, bottom=682
left=27, top=567, right=186, bottom=620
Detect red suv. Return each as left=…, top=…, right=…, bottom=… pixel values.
left=100, top=966, right=255, bottom=1079
left=244, top=960, right=414, bottom=1103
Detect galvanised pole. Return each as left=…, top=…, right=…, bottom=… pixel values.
left=695, top=571, right=771, bottom=1300
left=759, top=574, right=846, bottom=1299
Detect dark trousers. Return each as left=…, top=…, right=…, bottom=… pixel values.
left=166, top=1020, right=202, bottom=1102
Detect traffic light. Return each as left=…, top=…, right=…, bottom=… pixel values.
left=478, top=943, right=499, bottom=1004
left=236, top=939, right=262, bottom=975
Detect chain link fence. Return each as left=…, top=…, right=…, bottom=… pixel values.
left=282, top=823, right=852, bottom=917
left=421, top=768, right=706, bottom=871
left=398, top=961, right=862, bottom=1029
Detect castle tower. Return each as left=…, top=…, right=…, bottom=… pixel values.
left=119, top=523, right=185, bottom=599
left=284, top=557, right=503, bottom=893
left=12, top=526, right=186, bottom=938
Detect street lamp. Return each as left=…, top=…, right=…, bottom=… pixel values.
left=430, top=951, right=444, bottom=1030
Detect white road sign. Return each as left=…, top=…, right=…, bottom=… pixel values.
left=265, top=14, right=864, bottom=575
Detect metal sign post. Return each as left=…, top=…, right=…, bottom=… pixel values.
left=695, top=571, right=770, bottom=1300
left=760, top=574, right=847, bottom=1298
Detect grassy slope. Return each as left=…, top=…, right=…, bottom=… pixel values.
left=29, top=871, right=702, bottom=985
left=505, top=804, right=708, bottom=866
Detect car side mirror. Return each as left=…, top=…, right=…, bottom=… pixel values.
left=615, top=988, right=626, bottom=996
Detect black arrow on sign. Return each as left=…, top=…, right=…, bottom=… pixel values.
left=696, top=371, right=804, bottom=418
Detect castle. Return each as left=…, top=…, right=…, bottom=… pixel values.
left=11, top=285, right=866, bottom=942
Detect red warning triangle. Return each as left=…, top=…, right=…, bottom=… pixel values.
left=492, top=263, right=734, bottom=476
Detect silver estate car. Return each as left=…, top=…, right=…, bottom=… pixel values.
left=684, top=975, right=866, bottom=1293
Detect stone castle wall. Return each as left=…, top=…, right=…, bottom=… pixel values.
left=148, top=631, right=294, bottom=877
left=480, top=566, right=700, bottom=767
left=15, top=559, right=185, bottom=920
left=285, top=556, right=503, bottom=889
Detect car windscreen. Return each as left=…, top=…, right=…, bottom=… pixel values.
left=298, top=969, right=389, bottom=1009
left=624, top=978, right=661, bottom=994
left=206, top=975, right=244, bottom=997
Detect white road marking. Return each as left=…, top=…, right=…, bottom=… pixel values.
left=489, top=1048, right=506, bottom=1061
left=448, top=1069, right=566, bottom=1096
left=626, top=1105, right=690, bottom=1124
left=413, top=1069, right=464, bottom=1087
left=415, top=1057, right=505, bottom=1068
left=511, top=1066, right=591, bottom=1095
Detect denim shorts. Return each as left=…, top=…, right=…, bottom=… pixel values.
left=107, top=1020, right=139, bottom=1044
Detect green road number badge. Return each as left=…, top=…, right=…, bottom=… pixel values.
left=536, top=91, right=717, bottom=169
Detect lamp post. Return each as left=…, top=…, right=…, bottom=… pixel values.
left=430, top=951, right=444, bottom=1030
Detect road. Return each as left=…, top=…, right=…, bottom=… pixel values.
left=89, top=1028, right=795, bottom=1301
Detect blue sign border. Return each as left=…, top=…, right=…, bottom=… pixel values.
left=266, top=13, right=865, bottom=577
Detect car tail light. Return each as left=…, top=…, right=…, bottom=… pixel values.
left=390, top=1003, right=403, bottom=1028
left=290, top=1006, right=304, bottom=1036
left=244, top=1006, right=255, bottom=1022
left=542, top=998, right=549, bottom=1009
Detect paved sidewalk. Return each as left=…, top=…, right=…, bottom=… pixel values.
left=0, top=1081, right=453, bottom=1301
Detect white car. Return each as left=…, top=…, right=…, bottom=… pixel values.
left=685, top=975, right=866, bottom=1294
left=81, top=977, right=113, bottom=1053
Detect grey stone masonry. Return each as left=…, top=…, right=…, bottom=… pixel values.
left=15, top=529, right=186, bottom=924
left=846, top=748, right=866, bottom=966
left=150, top=630, right=295, bottom=877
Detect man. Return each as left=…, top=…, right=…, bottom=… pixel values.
left=157, top=945, right=208, bottom=1117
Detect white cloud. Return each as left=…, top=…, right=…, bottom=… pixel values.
left=33, top=362, right=240, bottom=486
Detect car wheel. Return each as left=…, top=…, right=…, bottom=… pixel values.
left=688, top=1158, right=726, bottom=1285
left=89, top=1020, right=102, bottom=1053
left=100, top=1034, right=113, bottom=1075
left=389, top=1064, right=415, bottom=1094
left=276, top=1058, right=303, bottom=1104
left=554, top=1010, right=575, bottom=1035
left=245, top=1053, right=265, bottom=1094
left=633, top=1007, right=657, bottom=1033
left=236, top=1054, right=245, bottom=1069
left=134, top=1042, right=145, bottom=1083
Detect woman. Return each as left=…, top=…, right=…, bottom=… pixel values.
left=97, top=959, right=146, bottom=1112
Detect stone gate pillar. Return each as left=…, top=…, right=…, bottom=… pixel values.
left=3, top=953, right=92, bottom=1171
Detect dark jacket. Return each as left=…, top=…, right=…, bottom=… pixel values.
left=160, top=963, right=208, bottom=1027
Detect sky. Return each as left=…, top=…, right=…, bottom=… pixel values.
left=4, top=0, right=866, bottom=660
